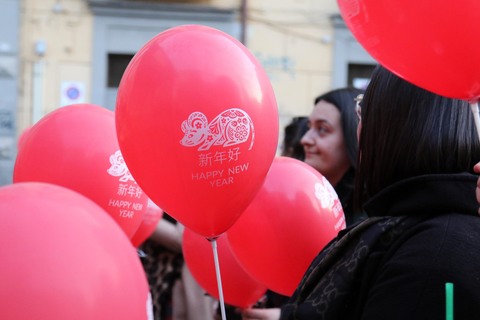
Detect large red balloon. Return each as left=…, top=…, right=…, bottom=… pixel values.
left=13, top=104, right=148, bottom=238
left=131, top=199, right=164, bottom=248
left=337, top=0, right=480, bottom=101
left=227, top=157, right=345, bottom=296
left=0, top=182, right=151, bottom=319
left=183, top=229, right=268, bottom=308
left=115, top=25, right=279, bottom=239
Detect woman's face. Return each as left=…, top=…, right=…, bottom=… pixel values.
left=301, top=100, right=350, bottom=187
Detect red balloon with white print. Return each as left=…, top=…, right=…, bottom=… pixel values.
left=13, top=104, right=147, bottom=238
left=227, top=157, right=345, bottom=296
left=115, top=25, right=279, bottom=238
left=0, top=182, right=151, bottom=319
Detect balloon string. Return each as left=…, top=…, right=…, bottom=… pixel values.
left=211, top=238, right=227, bottom=320
left=470, top=102, right=480, bottom=142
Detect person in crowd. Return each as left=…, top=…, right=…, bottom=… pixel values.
left=141, top=214, right=217, bottom=320
left=140, top=214, right=184, bottom=320
left=242, top=87, right=365, bottom=319
left=278, top=65, right=480, bottom=319
left=475, top=163, right=480, bottom=212
left=301, top=87, right=366, bottom=226
left=281, top=116, right=308, bottom=160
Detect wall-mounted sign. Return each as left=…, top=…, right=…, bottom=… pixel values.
left=60, top=81, right=85, bottom=106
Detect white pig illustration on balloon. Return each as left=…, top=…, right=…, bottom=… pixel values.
left=107, top=150, right=135, bottom=182
left=180, top=108, right=255, bottom=151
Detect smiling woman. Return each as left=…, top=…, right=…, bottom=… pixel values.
left=302, top=100, right=350, bottom=187
left=301, top=87, right=365, bottom=226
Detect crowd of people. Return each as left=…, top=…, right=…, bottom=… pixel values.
left=140, top=64, right=480, bottom=320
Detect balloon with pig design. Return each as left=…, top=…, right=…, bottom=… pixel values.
left=107, top=150, right=135, bottom=183
left=14, top=104, right=148, bottom=239
left=116, top=25, right=279, bottom=238
left=180, top=108, right=255, bottom=151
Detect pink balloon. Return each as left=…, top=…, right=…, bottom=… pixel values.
left=227, top=157, right=345, bottom=296
left=0, top=182, right=151, bottom=319
left=183, top=229, right=268, bottom=308
left=115, top=25, right=279, bottom=238
left=14, top=104, right=148, bottom=238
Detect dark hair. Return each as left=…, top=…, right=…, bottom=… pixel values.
left=282, top=116, right=308, bottom=160
left=355, top=65, right=480, bottom=207
left=314, top=87, right=364, bottom=168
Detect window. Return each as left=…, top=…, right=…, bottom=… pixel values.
left=348, top=64, right=375, bottom=89
left=107, top=54, right=134, bottom=88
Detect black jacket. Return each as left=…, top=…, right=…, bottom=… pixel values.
left=281, top=173, right=480, bottom=320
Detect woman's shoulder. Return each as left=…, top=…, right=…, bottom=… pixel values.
left=361, top=214, right=480, bottom=319
left=382, top=213, right=480, bottom=272
left=362, top=213, right=480, bottom=319
left=395, top=213, right=480, bottom=251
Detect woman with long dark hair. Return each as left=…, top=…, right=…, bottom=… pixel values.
left=302, top=88, right=365, bottom=225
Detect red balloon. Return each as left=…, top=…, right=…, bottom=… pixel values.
left=0, top=182, right=151, bottom=320
left=183, top=228, right=268, bottom=308
left=13, top=104, right=148, bottom=238
left=337, top=0, right=480, bottom=101
left=115, top=25, right=279, bottom=239
left=227, top=157, right=345, bottom=296
left=131, top=199, right=164, bottom=248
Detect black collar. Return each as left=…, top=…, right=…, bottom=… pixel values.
left=363, top=173, right=478, bottom=217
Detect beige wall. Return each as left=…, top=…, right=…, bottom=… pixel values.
left=18, top=0, right=340, bottom=147
left=19, top=0, right=92, bottom=132
left=246, top=0, right=339, bottom=131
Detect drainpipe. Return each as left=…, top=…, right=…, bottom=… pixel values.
left=32, top=40, right=46, bottom=124
left=240, top=0, right=248, bottom=45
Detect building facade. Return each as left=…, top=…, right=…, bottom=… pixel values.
left=0, top=0, right=375, bottom=186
